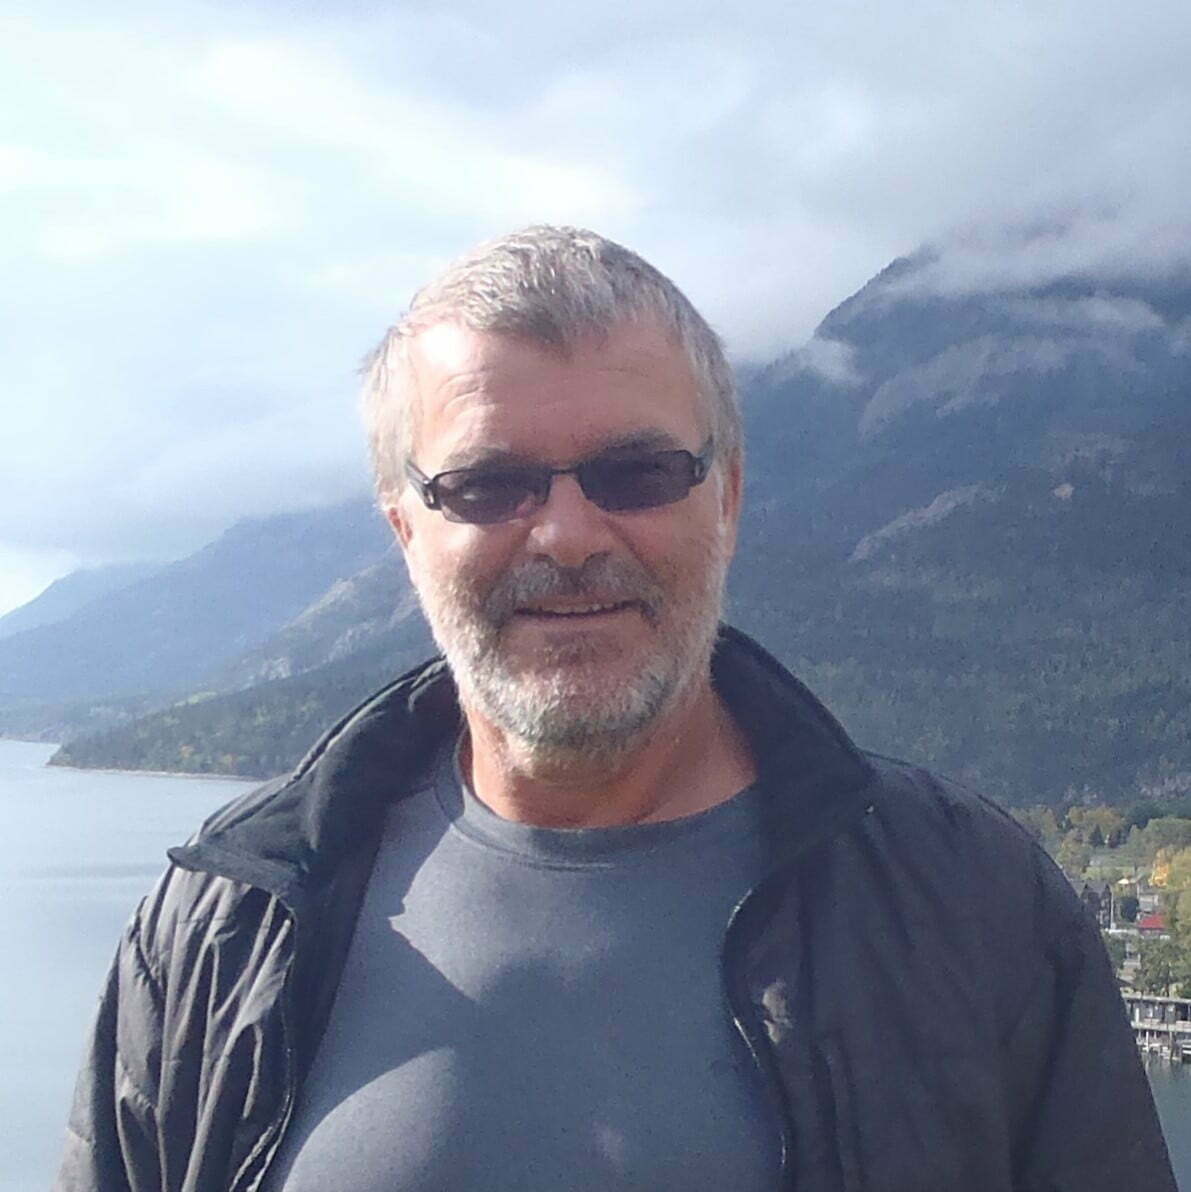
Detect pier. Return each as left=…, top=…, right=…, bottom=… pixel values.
left=1124, top=994, right=1191, bottom=1062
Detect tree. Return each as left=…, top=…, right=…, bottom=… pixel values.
left=1124, top=797, right=1191, bottom=832
left=1116, top=894, right=1140, bottom=923
left=1160, top=847, right=1191, bottom=992
left=1012, top=806, right=1061, bottom=851
left=1136, top=818, right=1191, bottom=863
left=1101, top=932, right=1127, bottom=976
left=1055, top=832, right=1092, bottom=880
left=1067, top=805, right=1125, bottom=845
left=1136, top=938, right=1180, bottom=997
left=1176, top=950, right=1191, bottom=999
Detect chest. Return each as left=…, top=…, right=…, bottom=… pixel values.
left=260, top=794, right=784, bottom=1192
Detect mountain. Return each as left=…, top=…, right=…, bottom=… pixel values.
left=726, top=247, right=1191, bottom=801
left=50, top=642, right=429, bottom=780
left=49, top=559, right=436, bottom=778
left=742, top=249, right=1191, bottom=550
left=42, top=241, right=1191, bottom=805
left=205, top=556, right=423, bottom=692
left=0, top=499, right=391, bottom=712
left=0, top=562, right=161, bottom=640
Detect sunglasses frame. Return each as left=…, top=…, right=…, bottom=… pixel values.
left=405, top=438, right=715, bottom=525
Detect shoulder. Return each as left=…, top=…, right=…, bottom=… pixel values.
left=126, top=862, right=276, bottom=996
left=188, top=773, right=293, bottom=840
left=860, top=751, right=1086, bottom=935
left=138, top=774, right=293, bottom=951
left=122, top=774, right=294, bottom=990
left=861, top=752, right=1041, bottom=861
left=844, top=752, right=1100, bottom=1031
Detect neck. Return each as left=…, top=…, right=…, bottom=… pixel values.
left=460, top=680, right=757, bottom=828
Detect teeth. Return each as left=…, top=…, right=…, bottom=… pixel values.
left=526, top=602, right=623, bottom=616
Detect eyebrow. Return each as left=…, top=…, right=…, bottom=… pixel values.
left=437, top=430, right=685, bottom=473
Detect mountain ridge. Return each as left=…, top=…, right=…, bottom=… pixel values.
left=0, top=562, right=162, bottom=640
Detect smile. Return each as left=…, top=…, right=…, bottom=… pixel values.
left=515, top=601, right=636, bottom=619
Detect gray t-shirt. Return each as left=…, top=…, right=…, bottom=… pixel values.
left=264, top=743, right=781, bottom=1191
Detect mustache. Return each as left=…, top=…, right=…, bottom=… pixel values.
left=482, top=555, right=663, bottom=626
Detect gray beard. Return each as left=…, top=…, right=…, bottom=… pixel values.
left=413, top=547, right=728, bottom=768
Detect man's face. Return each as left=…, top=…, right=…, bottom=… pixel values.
left=387, top=320, right=741, bottom=762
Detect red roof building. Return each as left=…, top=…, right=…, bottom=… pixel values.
left=1137, top=911, right=1168, bottom=934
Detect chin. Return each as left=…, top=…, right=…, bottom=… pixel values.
left=470, top=660, right=677, bottom=756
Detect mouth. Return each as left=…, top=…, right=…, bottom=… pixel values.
left=513, top=600, right=638, bottom=621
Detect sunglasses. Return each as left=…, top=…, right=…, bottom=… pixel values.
left=405, top=439, right=715, bottom=525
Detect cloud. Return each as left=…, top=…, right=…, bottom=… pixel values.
left=0, top=141, right=294, bottom=261
left=895, top=214, right=1191, bottom=298
left=998, top=295, right=1167, bottom=336
left=2, top=0, right=1191, bottom=602
left=795, top=336, right=863, bottom=386
left=192, top=38, right=641, bottom=227
left=765, top=335, right=863, bottom=387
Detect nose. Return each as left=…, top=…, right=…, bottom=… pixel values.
left=523, top=472, right=618, bottom=568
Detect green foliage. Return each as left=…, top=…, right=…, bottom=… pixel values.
left=1123, top=797, right=1191, bottom=831
left=1054, top=833, right=1092, bottom=881
left=1117, top=894, right=1140, bottom=923
left=50, top=648, right=411, bottom=778
left=1101, top=932, right=1127, bottom=976
left=1011, top=806, right=1062, bottom=852
left=1136, top=818, right=1191, bottom=857
left=733, top=495, right=1191, bottom=808
left=1136, top=938, right=1181, bottom=997
left=1067, top=807, right=1125, bottom=844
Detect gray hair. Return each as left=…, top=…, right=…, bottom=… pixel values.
left=361, top=225, right=740, bottom=502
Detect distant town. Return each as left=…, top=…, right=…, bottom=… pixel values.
left=1016, top=801, right=1191, bottom=1060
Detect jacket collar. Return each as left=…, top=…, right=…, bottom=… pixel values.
left=168, top=625, right=876, bottom=908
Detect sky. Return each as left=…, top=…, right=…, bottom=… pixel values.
left=2, top=0, right=1189, bottom=616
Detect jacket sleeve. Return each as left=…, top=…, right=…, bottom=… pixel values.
left=55, top=910, right=165, bottom=1192
left=1005, top=900, right=1176, bottom=1192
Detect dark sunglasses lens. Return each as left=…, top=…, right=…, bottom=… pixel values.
left=581, top=452, right=695, bottom=512
left=436, top=469, right=542, bottom=524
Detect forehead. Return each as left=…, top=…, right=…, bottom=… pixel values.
left=405, top=320, right=705, bottom=468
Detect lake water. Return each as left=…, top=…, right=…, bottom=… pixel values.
left=1, top=738, right=1187, bottom=1189
left=0, top=739, right=254, bottom=1191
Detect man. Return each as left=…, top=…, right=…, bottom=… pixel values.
left=59, top=227, right=1174, bottom=1191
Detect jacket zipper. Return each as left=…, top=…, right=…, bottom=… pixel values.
left=723, top=886, right=793, bottom=1188
left=720, top=794, right=877, bottom=1192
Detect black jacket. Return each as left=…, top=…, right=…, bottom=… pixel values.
left=57, top=627, right=1175, bottom=1192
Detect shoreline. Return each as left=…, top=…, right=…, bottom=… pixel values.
left=0, top=737, right=264, bottom=784
left=49, top=761, right=265, bottom=783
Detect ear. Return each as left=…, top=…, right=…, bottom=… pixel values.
left=720, top=449, right=743, bottom=525
left=384, top=496, right=414, bottom=551
left=715, top=449, right=744, bottom=559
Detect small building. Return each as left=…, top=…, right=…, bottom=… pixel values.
left=1079, top=882, right=1113, bottom=928
left=1137, top=911, right=1169, bottom=937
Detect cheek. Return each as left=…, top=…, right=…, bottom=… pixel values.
left=410, top=525, right=517, bottom=603
left=631, top=511, right=728, bottom=592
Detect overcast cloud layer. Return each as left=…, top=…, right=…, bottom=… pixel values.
left=2, top=0, right=1190, bottom=613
